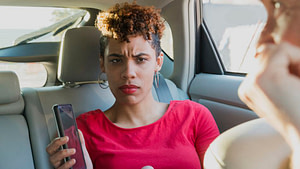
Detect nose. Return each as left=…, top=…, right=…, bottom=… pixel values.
left=121, top=60, right=137, bottom=79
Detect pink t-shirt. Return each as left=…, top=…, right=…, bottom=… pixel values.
left=77, top=100, right=219, bottom=169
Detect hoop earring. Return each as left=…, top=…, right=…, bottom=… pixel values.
left=272, top=0, right=281, bottom=9
left=98, top=72, right=109, bottom=89
left=154, top=71, right=160, bottom=88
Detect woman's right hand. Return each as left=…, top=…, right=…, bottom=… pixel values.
left=46, top=136, right=76, bottom=169
left=46, top=130, right=93, bottom=169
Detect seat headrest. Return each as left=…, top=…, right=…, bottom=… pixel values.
left=0, top=71, right=24, bottom=115
left=58, top=26, right=101, bottom=84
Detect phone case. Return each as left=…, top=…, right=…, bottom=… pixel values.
left=52, top=104, right=87, bottom=169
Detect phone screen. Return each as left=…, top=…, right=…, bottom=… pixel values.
left=53, top=104, right=87, bottom=169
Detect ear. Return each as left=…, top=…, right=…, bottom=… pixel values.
left=155, top=52, right=164, bottom=72
left=99, top=55, right=105, bottom=73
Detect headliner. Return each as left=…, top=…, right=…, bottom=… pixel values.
left=0, top=0, right=174, bottom=10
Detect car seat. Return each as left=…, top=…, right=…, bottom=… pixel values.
left=0, top=71, right=35, bottom=169
left=22, top=26, right=188, bottom=169
left=22, top=26, right=115, bottom=169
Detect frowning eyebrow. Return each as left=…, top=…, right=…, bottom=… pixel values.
left=108, top=53, right=124, bottom=57
left=108, top=53, right=150, bottom=57
left=133, top=53, right=149, bottom=57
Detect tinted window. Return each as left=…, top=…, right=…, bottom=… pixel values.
left=0, top=6, right=89, bottom=87
left=203, top=0, right=267, bottom=73
left=161, top=21, right=174, bottom=60
left=0, top=6, right=88, bottom=49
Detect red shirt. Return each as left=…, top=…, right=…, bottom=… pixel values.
left=77, top=100, right=219, bottom=169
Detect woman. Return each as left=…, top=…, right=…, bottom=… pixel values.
left=46, top=2, right=219, bottom=169
left=239, top=0, right=300, bottom=168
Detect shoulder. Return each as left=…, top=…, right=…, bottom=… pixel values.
left=170, top=100, right=210, bottom=114
left=167, top=100, right=218, bottom=135
left=76, top=109, right=105, bottom=133
left=167, top=100, right=212, bottom=122
left=171, top=101, right=219, bottom=136
left=76, top=109, right=103, bottom=123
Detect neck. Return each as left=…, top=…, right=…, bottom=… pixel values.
left=105, top=95, right=167, bottom=128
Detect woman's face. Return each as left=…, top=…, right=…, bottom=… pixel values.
left=100, top=35, right=163, bottom=105
left=258, top=0, right=300, bottom=47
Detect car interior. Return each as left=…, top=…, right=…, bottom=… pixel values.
left=0, top=0, right=291, bottom=168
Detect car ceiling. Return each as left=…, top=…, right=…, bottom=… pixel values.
left=0, top=0, right=174, bottom=10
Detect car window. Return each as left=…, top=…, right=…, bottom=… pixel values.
left=161, top=20, right=174, bottom=60
left=0, top=6, right=88, bottom=49
left=0, top=62, right=47, bottom=87
left=0, top=6, right=89, bottom=87
left=203, top=0, right=267, bottom=73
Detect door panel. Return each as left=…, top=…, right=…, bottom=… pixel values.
left=189, top=73, right=258, bottom=133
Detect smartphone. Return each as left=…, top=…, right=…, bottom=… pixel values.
left=52, top=104, right=87, bottom=169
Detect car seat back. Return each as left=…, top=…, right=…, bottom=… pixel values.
left=22, top=26, right=188, bottom=169
left=22, top=26, right=115, bottom=169
left=0, top=71, right=35, bottom=169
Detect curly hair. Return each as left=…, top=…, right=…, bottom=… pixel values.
left=96, top=2, right=165, bottom=57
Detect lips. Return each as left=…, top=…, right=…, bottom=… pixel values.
left=119, top=85, right=138, bottom=94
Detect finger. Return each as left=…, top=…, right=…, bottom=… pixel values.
left=279, top=42, right=300, bottom=61
left=78, top=129, right=85, bottom=145
left=255, top=43, right=292, bottom=77
left=262, top=42, right=300, bottom=81
left=280, top=42, right=300, bottom=75
left=255, top=43, right=278, bottom=62
left=57, top=159, right=76, bottom=169
left=51, top=158, right=63, bottom=169
left=46, top=136, right=69, bottom=155
left=50, top=148, right=76, bottom=168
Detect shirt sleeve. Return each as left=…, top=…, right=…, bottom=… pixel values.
left=194, top=104, right=220, bottom=167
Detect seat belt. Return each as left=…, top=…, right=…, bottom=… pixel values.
left=153, top=73, right=173, bottom=103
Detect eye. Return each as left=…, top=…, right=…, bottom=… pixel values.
left=137, top=57, right=147, bottom=63
left=109, top=58, right=122, bottom=63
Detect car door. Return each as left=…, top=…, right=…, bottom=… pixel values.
left=189, top=0, right=267, bottom=133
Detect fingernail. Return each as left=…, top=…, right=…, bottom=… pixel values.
left=256, top=45, right=265, bottom=54
left=61, top=136, right=69, bottom=141
left=70, top=159, right=76, bottom=164
left=70, top=148, right=76, bottom=154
